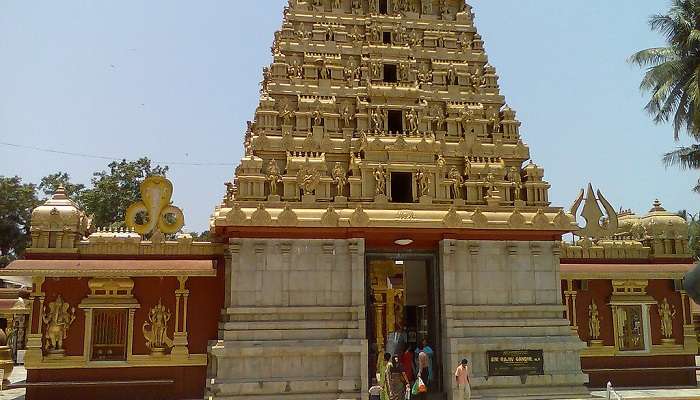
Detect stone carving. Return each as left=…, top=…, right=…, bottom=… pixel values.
left=125, top=176, right=185, bottom=235
left=143, top=300, right=173, bottom=353
left=446, top=63, right=457, bottom=85
left=332, top=162, right=347, bottom=195
left=341, top=104, right=354, bottom=128
left=352, top=0, right=362, bottom=13
left=278, top=204, right=299, bottom=226
left=570, top=183, right=619, bottom=240
left=371, top=108, right=384, bottom=132
left=416, top=168, right=430, bottom=196
left=406, top=108, right=419, bottom=133
left=321, top=206, right=340, bottom=226
left=657, top=298, right=677, bottom=340
left=374, top=164, right=387, bottom=195
left=460, top=108, right=475, bottom=135
left=42, top=295, right=76, bottom=353
left=490, top=113, right=501, bottom=133
left=312, top=107, right=324, bottom=126
left=432, top=106, right=446, bottom=130
left=251, top=204, right=273, bottom=225
left=448, top=167, right=463, bottom=199
left=260, top=67, right=271, bottom=94
left=422, top=0, right=432, bottom=14
left=344, top=59, right=360, bottom=82
left=589, top=301, right=601, bottom=341
left=279, top=101, right=296, bottom=125
left=267, top=159, right=282, bottom=196
left=297, top=166, right=322, bottom=195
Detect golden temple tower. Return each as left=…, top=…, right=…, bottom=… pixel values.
left=209, top=1, right=588, bottom=399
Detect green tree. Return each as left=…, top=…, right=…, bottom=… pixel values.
left=630, top=0, right=700, bottom=193
left=0, top=177, right=40, bottom=267
left=190, top=231, right=211, bottom=242
left=38, top=172, right=86, bottom=200
left=80, top=158, right=168, bottom=228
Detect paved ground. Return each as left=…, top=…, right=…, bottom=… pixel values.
left=0, top=366, right=25, bottom=400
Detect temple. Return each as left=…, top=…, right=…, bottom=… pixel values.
left=1, top=1, right=698, bottom=399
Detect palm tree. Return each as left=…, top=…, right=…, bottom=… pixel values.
left=630, top=0, right=700, bottom=193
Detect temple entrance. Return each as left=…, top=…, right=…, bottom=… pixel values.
left=367, top=254, right=443, bottom=397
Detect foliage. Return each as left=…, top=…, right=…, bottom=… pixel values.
left=79, top=158, right=168, bottom=229
left=190, top=231, right=211, bottom=242
left=0, top=177, right=40, bottom=267
left=630, top=0, right=700, bottom=193
left=38, top=172, right=86, bottom=200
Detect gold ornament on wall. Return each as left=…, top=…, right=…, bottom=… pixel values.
left=142, top=299, right=173, bottom=354
left=125, top=176, right=185, bottom=235
left=657, top=298, right=677, bottom=340
left=588, top=301, right=601, bottom=341
left=42, top=295, right=76, bottom=354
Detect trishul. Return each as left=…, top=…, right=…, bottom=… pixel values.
left=126, top=176, right=185, bottom=235
left=570, top=183, right=618, bottom=240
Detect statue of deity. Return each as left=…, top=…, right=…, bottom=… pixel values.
left=446, top=63, right=457, bottom=86
left=341, top=104, right=354, bottom=128
left=589, top=301, right=601, bottom=340
left=460, top=108, right=475, bottom=135
left=422, top=0, right=433, bottom=14
left=371, top=108, right=384, bottom=132
left=42, top=295, right=76, bottom=352
left=658, top=298, right=677, bottom=339
left=298, top=166, right=321, bottom=195
left=332, top=162, right=347, bottom=196
left=406, top=108, right=419, bottom=133
left=436, top=154, right=446, bottom=170
left=312, top=107, right=323, bottom=126
left=463, top=158, right=472, bottom=179
left=260, top=67, right=271, bottom=94
left=448, top=167, right=464, bottom=200
left=143, top=300, right=173, bottom=352
left=490, top=114, right=501, bottom=133
left=352, top=0, right=362, bottom=13
left=416, top=168, right=430, bottom=196
left=279, top=102, right=295, bottom=126
left=374, top=164, right=387, bottom=195
left=267, top=159, right=282, bottom=196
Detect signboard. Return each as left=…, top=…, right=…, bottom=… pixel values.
left=487, top=350, right=544, bottom=377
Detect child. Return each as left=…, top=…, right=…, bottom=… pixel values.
left=369, top=378, right=383, bottom=400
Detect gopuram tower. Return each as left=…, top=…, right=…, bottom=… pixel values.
left=208, top=0, right=589, bottom=399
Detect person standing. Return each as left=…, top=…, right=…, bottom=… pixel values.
left=385, top=354, right=410, bottom=400
left=400, top=345, right=415, bottom=384
left=454, top=359, right=471, bottom=400
left=415, top=338, right=434, bottom=383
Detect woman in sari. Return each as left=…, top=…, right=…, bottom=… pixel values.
left=379, top=353, right=390, bottom=400
left=384, top=354, right=409, bottom=400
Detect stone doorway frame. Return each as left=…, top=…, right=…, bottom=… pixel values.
left=365, top=251, right=445, bottom=396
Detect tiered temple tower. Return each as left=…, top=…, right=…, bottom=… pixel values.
left=208, top=1, right=589, bottom=399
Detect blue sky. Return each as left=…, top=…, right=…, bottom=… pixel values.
left=1, top=0, right=698, bottom=232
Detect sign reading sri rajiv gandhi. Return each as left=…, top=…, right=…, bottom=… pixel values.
left=487, top=350, right=544, bottom=377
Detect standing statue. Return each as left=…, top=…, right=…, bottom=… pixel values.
left=279, top=102, right=295, bottom=125
left=374, top=164, right=387, bottom=195
left=433, top=106, right=446, bottom=130
left=341, top=104, right=354, bottom=128
left=352, top=0, right=362, bottom=13
left=333, top=0, right=341, bottom=9
left=42, top=295, right=76, bottom=352
left=485, top=172, right=497, bottom=198
left=267, top=159, right=282, bottom=196
left=312, top=107, right=323, bottom=126
left=446, top=63, right=457, bottom=85
left=260, top=67, right=271, bottom=94
left=436, top=154, right=446, bottom=170
left=416, top=168, right=430, bottom=196
left=422, top=0, right=433, bottom=14
left=448, top=167, right=464, bottom=200
left=371, top=108, right=384, bottom=132
left=406, top=108, right=419, bottom=133
left=463, top=158, right=472, bottom=180
left=588, top=301, right=601, bottom=340
left=143, top=300, right=173, bottom=352
left=658, top=298, right=677, bottom=339
left=490, top=114, right=501, bottom=133
left=332, top=162, right=348, bottom=195
left=460, top=108, right=475, bottom=135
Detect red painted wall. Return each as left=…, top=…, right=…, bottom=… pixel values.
left=582, top=355, right=696, bottom=388
left=40, top=278, right=90, bottom=356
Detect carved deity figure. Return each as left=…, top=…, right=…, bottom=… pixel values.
left=432, top=106, right=446, bottom=130
left=312, top=107, right=323, bottom=126
left=298, top=166, right=321, bottom=195
left=406, top=108, right=419, bottom=133
left=267, top=159, right=282, bottom=196
left=279, top=102, right=295, bottom=125
left=341, top=104, right=354, bottom=128
left=371, top=108, right=384, bottom=132
left=485, top=172, right=497, bottom=198
left=468, top=69, right=481, bottom=93
left=436, top=154, right=446, bottom=169
left=589, top=301, right=601, bottom=340
left=319, top=59, right=331, bottom=79
left=42, top=295, right=76, bottom=352
left=333, top=0, right=341, bottom=9
left=446, top=63, right=457, bottom=86
left=332, top=162, right=347, bottom=195
left=459, top=32, right=472, bottom=51
left=260, top=67, right=271, bottom=94
left=416, top=168, right=430, bottom=196
left=399, top=62, right=410, bottom=81
left=509, top=167, right=523, bottom=201
left=374, top=164, right=387, bottom=195
left=344, top=60, right=358, bottom=83
left=658, top=298, right=677, bottom=339
left=352, top=0, right=362, bottom=13
left=143, top=300, right=173, bottom=351
left=490, top=114, right=501, bottom=133
left=439, top=0, right=450, bottom=19
left=369, top=0, right=379, bottom=13
left=448, top=167, right=464, bottom=200
left=463, top=158, right=472, bottom=179
left=460, top=108, right=475, bottom=135
left=371, top=61, right=382, bottom=79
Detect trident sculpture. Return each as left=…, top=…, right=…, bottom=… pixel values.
left=570, top=183, right=618, bottom=240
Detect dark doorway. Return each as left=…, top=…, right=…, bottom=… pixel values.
left=391, top=172, right=413, bottom=203
left=384, top=64, right=398, bottom=82
left=379, top=0, right=389, bottom=14
left=383, top=31, right=392, bottom=45
left=387, top=110, right=403, bottom=133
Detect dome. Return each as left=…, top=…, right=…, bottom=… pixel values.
left=30, top=186, right=90, bottom=240
left=639, top=200, right=688, bottom=239
left=616, top=209, right=641, bottom=236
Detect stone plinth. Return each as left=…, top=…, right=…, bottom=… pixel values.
left=209, top=238, right=368, bottom=400
left=439, top=240, right=589, bottom=399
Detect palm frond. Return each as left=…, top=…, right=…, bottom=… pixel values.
left=662, top=144, right=700, bottom=169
